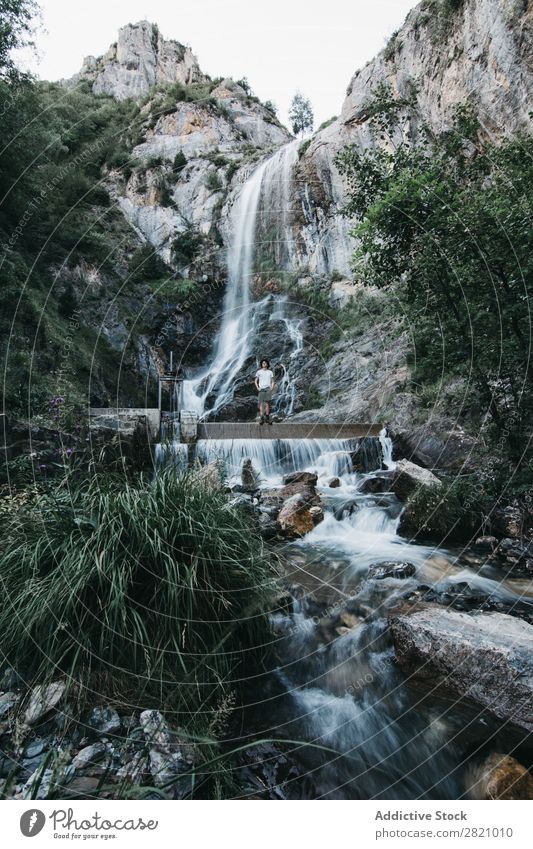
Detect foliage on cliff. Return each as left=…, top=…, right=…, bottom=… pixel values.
left=337, top=99, right=533, bottom=481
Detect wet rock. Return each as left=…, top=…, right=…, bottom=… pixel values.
left=71, top=742, right=107, bottom=771
left=491, top=537, right=533, bottom=577
left=474, top=536, right=498, bottom=552
left=277, top=495, right=316, bottom=538
left=87, top=707, right=121, bottom=736
left=309, top=505, right=324, bottom=525
left=390, top=425, right=479, bottom=472
left=236, top=741, right=307, bottom=799
left=241, top=458, right=259, bottom=492
left=368, top=561, right=416, bottom=580
left=194, top=461, right=224, bottom=491
left=140, top=710, right=199, bottom=798
left=327, top=477, right=341, bottom=488
left=389, top=606, right=533, bottom=734
left=258, top=512, right=279, bottom=540
left=390, top=459, right=441, bottom=501
left=350, top=438, right=382, bottom=473
left=359, top=472, right=394, bottom=494
left=229, top=493, right=256, bottom=515
left=23, top=681, right=66, bottom=726
left=465, top=753, right=533, bottom=800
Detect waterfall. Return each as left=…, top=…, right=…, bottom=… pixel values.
left=379, top=426, right=395, bottom=469
left=182, top=140, right=300, bottom=419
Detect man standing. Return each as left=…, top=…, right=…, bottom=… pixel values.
left=254, top=358, right=275, bottom=425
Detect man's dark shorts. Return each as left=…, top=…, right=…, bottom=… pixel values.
left=258, top=388, right=272, bottom=402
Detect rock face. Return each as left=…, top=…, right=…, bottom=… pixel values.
left=71, top=21, right=205, bottom=100
left=389, top=606, right=533, bottom=734
left=296, top=0, right=533, bottom=274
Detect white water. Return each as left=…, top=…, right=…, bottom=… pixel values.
left=182, top=141, right=300, bottom=419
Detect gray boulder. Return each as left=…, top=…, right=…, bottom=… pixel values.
left=389, top=606, right=533, bottom=734
left=391, top=459, right=441, bottom=501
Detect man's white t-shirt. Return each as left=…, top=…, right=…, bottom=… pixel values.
left=256, top=368, right=274, bottom=390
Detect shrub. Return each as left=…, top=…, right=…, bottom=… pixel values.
left=0, top=471, right=275, bottom=712
left=298, top=139, right=311, bottom=158
left=173, top=150, right=187, bottom=172
left=317, top=115, right=338, bottom=132
left=128, top=244, right=170, bottom=282
left=204, top=169, right=223, bottom=192
left=172, top=229, right=203, bottom=267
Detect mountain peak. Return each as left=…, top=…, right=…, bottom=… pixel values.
left=71, top=20, right=206, bottom=100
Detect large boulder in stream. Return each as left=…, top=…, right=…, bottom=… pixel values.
left=277, top=493, right=323, bottom=538
left=465, top=753, right=533, bottom=800
left=389, top=606, right=533, bottom=734
left=390, top=459, right=441, bottom=501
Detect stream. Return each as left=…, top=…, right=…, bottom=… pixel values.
left=208, top=436, right=533, bottom=799
left=161, top=141, right=533, bottom=798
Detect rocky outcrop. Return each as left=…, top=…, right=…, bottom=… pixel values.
left=389, top=606, right=533, bottom=734
left=295, top=0, right=533, bottom=274
left=69, top=21, right=205, bottom=100
left=390, top=459, right=442, bottom=501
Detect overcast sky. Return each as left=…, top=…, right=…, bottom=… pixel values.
left=25, top=0, right=417, bottom=127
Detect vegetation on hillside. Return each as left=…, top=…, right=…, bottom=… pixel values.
left=337, top=89, right=533, bottom=493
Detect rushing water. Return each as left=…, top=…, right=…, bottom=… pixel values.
left=182, top=141, right=301, bottom=419
left=197, top=432, right=533, bottom=799
left=157, top=135, right=533, bottom=797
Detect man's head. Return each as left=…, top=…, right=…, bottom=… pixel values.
left=260, top=358, right=270, bottom=369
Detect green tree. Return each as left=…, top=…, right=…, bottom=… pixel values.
left=336, top=102, right=533, bottom=463
left=0, top=0, right=38, bottom=79
left=289, top=92, right=314, bottom=136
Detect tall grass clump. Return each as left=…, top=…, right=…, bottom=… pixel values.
left=0, top=470, right=275, bottom=716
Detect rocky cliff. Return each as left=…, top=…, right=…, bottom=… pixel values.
left=68, top=21, right=206, bottom=100
left=294, top=0, right=533, bottom=275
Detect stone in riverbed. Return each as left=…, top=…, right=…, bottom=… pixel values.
left=465, top=753, right=533, bottom=800
left=327, top=477, right=341, bottom=488
left=277, top=495, right=316, bottom=538
left=23, top=681, right=66, bottom=726
left=241, top=458, right=259, bottom=492
left=309, top=505, right=324, bottom=525
left=368, top=561, right=416, bottom=580
left=389, top=606, right=533, bottom=734
left=390, top=459, right=441, bottom=501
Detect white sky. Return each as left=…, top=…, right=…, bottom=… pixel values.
left=25, top=0, right=417, bottom=127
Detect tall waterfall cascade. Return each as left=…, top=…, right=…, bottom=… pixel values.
left=182, top=140, right=300, bottom=419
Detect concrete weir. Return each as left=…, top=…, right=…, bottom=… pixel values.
left=197, top=422, right=383, bottom=440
